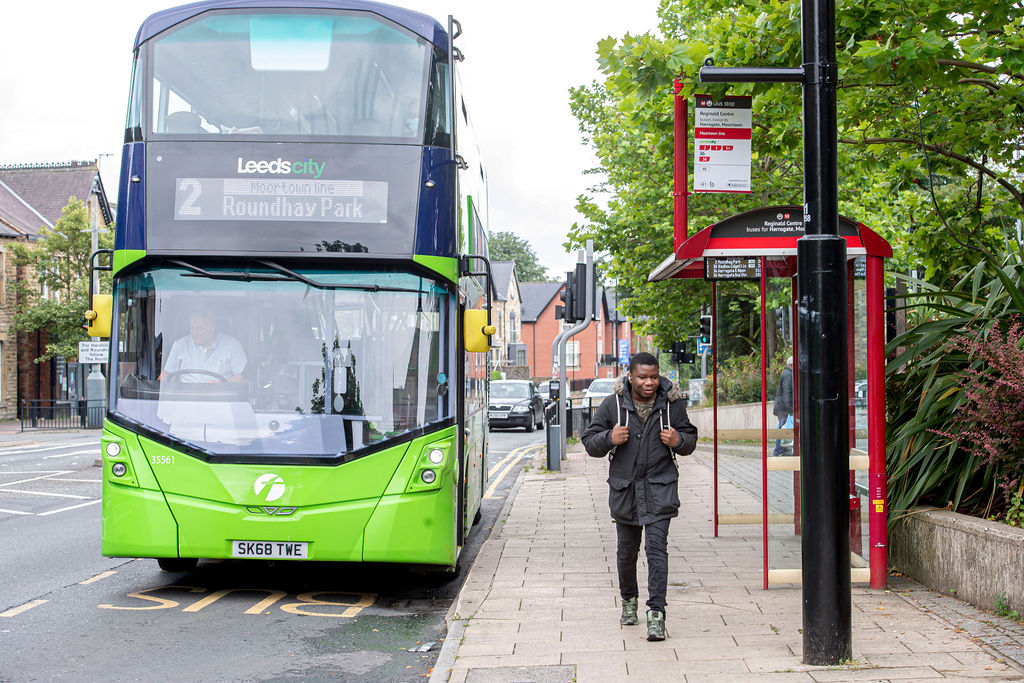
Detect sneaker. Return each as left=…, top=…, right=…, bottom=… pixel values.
left=646, top=609, right=666, bottom=641
left=620, top=597, right=639, bottom=626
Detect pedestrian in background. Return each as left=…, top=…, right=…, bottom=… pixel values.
left=581, top=352, right=697, bottom=641
left=773, top=356, right=794, bottom=456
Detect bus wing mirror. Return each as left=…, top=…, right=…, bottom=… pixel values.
left=464, top=309, right=494, bottom=353
left=85, top=294, right=113, bottom=338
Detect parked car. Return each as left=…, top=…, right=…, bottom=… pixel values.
left=489, top=380, right=545, bottom=431
left=583, top=377, right=617, bottom=408
left=853, top=379, right=868, bottom=407
left=536, top=382, right=552, bottom=403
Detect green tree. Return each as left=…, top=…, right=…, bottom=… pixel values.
left=568, top=0, right=1023, bottom=346
left=488, top=231, right=552, bottom=282
left=10, top=197, right=113, bottom=362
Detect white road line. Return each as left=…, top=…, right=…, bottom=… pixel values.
left=50, top=478, right=102, bottom=483
left=37, top=499, right=102, bottom=516
left=0, top=599, right=48, bottom=618
left=43, top=449, right=100, bottom=459
left=0, top=441, right=98, bottom=456
left=79, top=570, right=117, bottom=585
left=0, top=507, right=32, bottom=515
left=0, top=488, right=91, bottom=500
left=0, top=472, right=73, bottom=487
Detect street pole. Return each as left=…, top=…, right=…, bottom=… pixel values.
left=86, top=155, right=110, bottom=428
left=796, top=0, right=851, bottom=662
left=699, top=0, right=850, bottom=665
left=557, top=241, right=594, bottom=461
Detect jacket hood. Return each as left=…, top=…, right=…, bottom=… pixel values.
left=612, top=374, right=685, bottom=402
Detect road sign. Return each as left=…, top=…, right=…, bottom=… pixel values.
left=696, top=341, right=711, bottom=356
left=78, top=341, right=109, bottom=364
left=693, top=95, right=752, bottom=193
left=617, top=338, right=629, bottom=364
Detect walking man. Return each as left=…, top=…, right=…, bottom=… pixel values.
left=773, top=356, right=794, bottom=456
left=581, top=352, right=698, bottom=641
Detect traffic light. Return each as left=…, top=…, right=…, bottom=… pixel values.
left=558, top=271, right=577, bottom=322
left=669, top=341, right=695, bottom=365
left=699, top=315, right=713, bottom=344
left=572, top=262, right=588, bottom=321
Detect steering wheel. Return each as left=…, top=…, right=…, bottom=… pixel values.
left=164, top=369, right=230, bottom=383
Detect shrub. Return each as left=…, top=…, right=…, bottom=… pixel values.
left=931, top=319, right=1024, bottom=516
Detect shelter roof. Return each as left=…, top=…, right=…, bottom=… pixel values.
left=649, top=205, right=892, bottom=282
left=519, top=282, right=562, bottom=322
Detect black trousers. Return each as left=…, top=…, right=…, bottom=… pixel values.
left=616, top=518, right=670, bottom=614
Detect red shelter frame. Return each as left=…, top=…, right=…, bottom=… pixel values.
left=650, top=206, right=892, bottom=590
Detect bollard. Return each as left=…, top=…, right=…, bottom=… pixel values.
left=547, top=424, right=560, bottom=471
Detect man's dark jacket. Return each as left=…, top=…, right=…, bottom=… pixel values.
left=773, top=367, right=793, bottom=417
left=581, top=375, right=698, bottom=526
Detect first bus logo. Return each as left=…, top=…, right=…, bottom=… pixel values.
left=254, top=473, right=286, bottom=502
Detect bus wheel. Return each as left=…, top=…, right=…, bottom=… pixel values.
left=157, top=557, right=198, bottom=572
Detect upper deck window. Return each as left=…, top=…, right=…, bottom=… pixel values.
left=147, top=11, right=431, bottom=141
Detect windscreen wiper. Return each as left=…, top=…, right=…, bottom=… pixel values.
left=254, top=259, right=434, bottom=294
left=168, top=259, right=291, bottom=283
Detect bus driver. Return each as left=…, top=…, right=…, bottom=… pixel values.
left=158, top=310, right=247, bottom=383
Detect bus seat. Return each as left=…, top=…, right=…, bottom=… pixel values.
left=165, top=111, right=205, bottom=133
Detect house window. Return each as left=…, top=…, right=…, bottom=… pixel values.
left=567, top=341, right=580, bottom=368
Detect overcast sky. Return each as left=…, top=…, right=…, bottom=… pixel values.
left=0, top=0, right=661, bottom=277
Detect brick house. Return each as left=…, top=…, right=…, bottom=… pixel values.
left=0, top=161, right=113, bottom=417
left=519, top=282, right=648, bottom=388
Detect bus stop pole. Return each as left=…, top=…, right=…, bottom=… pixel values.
left=795, top=0, right=851, bottom=664
left=699, top=0, right=851, bottom=664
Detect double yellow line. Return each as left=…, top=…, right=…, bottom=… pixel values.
left=483, top=443, right=543, bottom=499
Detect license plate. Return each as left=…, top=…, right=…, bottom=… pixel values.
left=232, top=540, right=308, bottom=559
left=488, top=411, right=506, bottom=419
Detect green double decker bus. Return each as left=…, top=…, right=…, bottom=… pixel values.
left=90, top=1, right=494, bottom=573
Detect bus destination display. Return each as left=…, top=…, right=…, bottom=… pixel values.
left=174, top=176, right=388, bottom=223
left=704, top=257, right=761, bottom=281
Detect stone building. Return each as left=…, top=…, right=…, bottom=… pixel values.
left=0, top=161, right=113, bottom=418
left=488, top=261, right=525, bottom=377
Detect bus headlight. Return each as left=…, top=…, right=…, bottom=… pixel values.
left=421, top=469, right=437, bottom=484
left=428, top=449, right=444, bottom=464
left=106, top=442, right=121, bottom=457
left=112, top=462, right=128, bottom=477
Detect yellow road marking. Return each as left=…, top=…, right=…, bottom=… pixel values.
left=487, top=447, right=521, bottom=478
left=79, top=570, right=117, bottom=585
left=0, top=599, right=48, bottom=618
left=484, top=444, right=541, bottom=499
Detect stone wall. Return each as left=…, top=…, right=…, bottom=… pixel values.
left=891, top=510, right=1024, bottom=615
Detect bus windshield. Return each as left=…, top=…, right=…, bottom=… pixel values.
left=146, top=10, right=432, bottom=140
left=111, top=265, right=452, bottom=461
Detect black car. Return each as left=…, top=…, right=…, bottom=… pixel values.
left=488, top=380, right=545, bottom=432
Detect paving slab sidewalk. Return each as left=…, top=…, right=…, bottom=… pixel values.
left=431, top=444, right=1024, bottom=682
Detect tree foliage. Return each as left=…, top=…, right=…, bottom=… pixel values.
left=10, top=198, right=113, bottom=362
left=488, top=231, right=552, bottom=282
left=568, top=0, right=1024, bottom=347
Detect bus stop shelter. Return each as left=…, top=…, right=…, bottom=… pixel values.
left=649, top=206, right=892, bottom=590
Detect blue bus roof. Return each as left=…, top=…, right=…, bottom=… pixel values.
left=134, top=0, right=448, bottom=51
